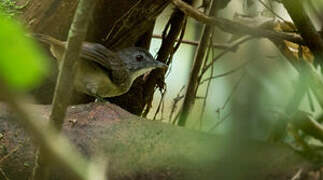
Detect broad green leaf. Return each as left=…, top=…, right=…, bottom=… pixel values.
left=0, top=14, right=48, bottom=90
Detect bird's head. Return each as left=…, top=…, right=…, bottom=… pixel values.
left=117, top=47, right=167, bottom=81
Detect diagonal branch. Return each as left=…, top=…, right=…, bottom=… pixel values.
left=199, top=60, right=251, bottom=85
left=50, top=0, right=98, bottom=131
left=34, top=0, right=99, bottom=179
left=171, top=0, right=304, bottom=45
left=142, top=0, right=193, bottom=117
left=281, top=0, right=323, bottom=66
left=178, top=0, right=217, bottom=126
left=0, top=82, right=99, bottom=180
left=292, top=111, right=323, bottom=143
left=200, top=36, right=254, bottom=78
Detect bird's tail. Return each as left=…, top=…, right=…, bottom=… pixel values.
left=30, top=33, right=65, bottom=47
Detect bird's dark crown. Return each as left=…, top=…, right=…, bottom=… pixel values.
left=116, top=47, right=167, bottom=82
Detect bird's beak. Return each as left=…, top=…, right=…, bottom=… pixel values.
left=154, top=61, right=168, bottom=69
left=142, top=61, right=167, bottom=81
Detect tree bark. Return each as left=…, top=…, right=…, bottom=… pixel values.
left=0, top=103, right=314, bottom=179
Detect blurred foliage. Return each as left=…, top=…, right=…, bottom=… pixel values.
left=0, top=0, right=28, bottom=17
left=310, top=0, right=323, bottom=8
left=0, top=13, right=48, bottom=90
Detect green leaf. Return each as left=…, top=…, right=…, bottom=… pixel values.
left=0, top=14, right=48, bottom=90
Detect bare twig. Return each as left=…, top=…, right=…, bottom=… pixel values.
left=178, top=0, right=217, bottom=126
left=172, top=18, right=187, bottom=54
left=199, top=36, right=215, bottom=129
left=0, top=82, right=100, bottom=180
left=172, top=109, right=182, bottom=125
left=0, top=168, right=9, bottom=180
left=200, top=36, right=254, bottom=78
left=208, top=112, right=231, bottom=132
left=171, top=0, right=304, bottom=44
left=292, top=111, right=323, bottom=143
left=35, top=0, right=98, bottom=179
left=152, top=34, right=237, bottom=51
left=50, top=0, right=98, bottom=131
left=199, top=60, right=251, bottom=85
left=291, top=168, right=303, bottom=180
left=169, top=86, right=185, bottom=122
left=0, top=144, right=22, bottom=164
left=142, top=1, right=191, bottom=117
left=258, top=0, right=289, bottom=24
left=155, top=18, right=186, bottom=122
left=153, top=87, right=167, bottom=120
left=104, top=0, right=142, bottom=42
left=221, top=70, right=247, bottom=110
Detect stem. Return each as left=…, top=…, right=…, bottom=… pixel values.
left=282, top=0, right=323, bottom=66
left=142, top=0, right=193, bottom=117
left=171, top=0, right=304, bottom=45
left=50, top=0, right=98, bottom=131
left=34, top=0, right=98, bottom=179
left=178, top=0, right=217, bottom=126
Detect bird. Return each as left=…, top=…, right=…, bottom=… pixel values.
left=32, top=33, right=167, bottom=99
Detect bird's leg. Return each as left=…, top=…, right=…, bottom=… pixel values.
left=94, top=96, right=105, bottom=103
left=85, top=83, right=105, bottom=102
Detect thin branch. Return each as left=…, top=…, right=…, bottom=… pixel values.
left=145, top=18, right=186, bottom=118
left=35, top=0, right=98, bottom=179
left=0, top=144, right=23, bottom=164
left=152, top=34, right=237, bottom=51
left=172, top=109, right=182, bottom=125
left=0, top=81, right=100, bottom=180
left=178, top=0, right=217, bottom=126
left=221, top=71, right=247, bottom=110
left=200, top=36, right=254, bottom=78
left=292, top=111, right=323, bottom=143
left=208, top=112, right=231, bottom=132
left=172, top=17, right=187, bottom=54
left=50, top=0, right=98, bottom=130
left=0, top=168, right=9, bottom=180
left=282, top=0, right=323, bottom=66
left=169, top=86, right=185, bottom=122
left=199, top=36, right=215, bottom=129
left=171, top=0, right=304, bottom=45
left=291, top=168, right=303, bottom=180
left=142, top=1, right=191, bottom=117
left=258, top=0, right=289, bottom=24
left=199, top=60, right=251, bottom=85
left=153, top=87, right=167, bottom=120
left=104, top=0, right=142, bottom=42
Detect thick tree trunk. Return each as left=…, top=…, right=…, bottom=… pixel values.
left=19, top=0, right=169, bottom=114
left=0, top=103, right=313, bottom=179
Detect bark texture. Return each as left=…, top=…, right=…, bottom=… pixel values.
left=0, top=103, right=314, bottom=179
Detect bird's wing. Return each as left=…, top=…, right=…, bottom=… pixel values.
left=81, top=42, right=124, bottom=70
left=81, top=42, right=129, bottom=84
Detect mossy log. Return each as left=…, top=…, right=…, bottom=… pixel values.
left=0, top=103, right=313, bottom=179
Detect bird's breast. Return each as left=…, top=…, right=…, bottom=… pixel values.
left=74, top=61, right=131, bottom=98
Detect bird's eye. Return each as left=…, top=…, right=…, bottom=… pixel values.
left=136, top=55, right=144, bottom=62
